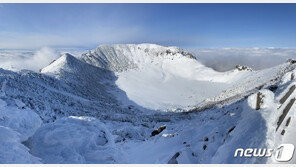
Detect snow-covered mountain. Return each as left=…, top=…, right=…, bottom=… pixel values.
left=80, top=44, right=294, bottom=111
left=0, top=44, right=296, bottom=164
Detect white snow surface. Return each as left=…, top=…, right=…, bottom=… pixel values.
left=79, top=44, right=263, bottom=110
left=0, top=126, right=40, bottom=163
left=0, top=99, right=41, bottom=163
left=30, top=116, right=122, bottom=164
left=0, top=99, right=42, bottom=142
left=0, top=44, right=296, bottom=164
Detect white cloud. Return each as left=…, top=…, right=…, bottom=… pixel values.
left=189, top=47, right=296, bottom=71
left=0, top=47, right=60, bottom=72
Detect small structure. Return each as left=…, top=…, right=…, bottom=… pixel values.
left=276, top=98, right=295, bottom=131
left=280, top=85, right=295, bottom=104
left=256, top=92, right=264, bottom=110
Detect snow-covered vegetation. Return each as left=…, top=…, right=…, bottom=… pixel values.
left=0, top=44, right=296, bottom=164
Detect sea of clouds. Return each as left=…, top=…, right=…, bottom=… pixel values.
left=0, top=47, right=296, bottom=72
left=0, top=47, right=60, bottom=72
left=190, top=47, right=296, bottom=71
left=0, top=47, right=87, bottom=72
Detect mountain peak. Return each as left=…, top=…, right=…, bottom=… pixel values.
left=41, top=53, right=77, bottom=74
left=79, top=43, right=196, bottom=72
left=60, top=53, right=78, bottom=65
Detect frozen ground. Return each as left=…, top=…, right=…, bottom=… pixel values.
left=0, top=44, right=296, bottom=164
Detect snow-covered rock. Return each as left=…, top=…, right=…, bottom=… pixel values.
left=235, top=65, right=253, bottom=71
left=0, top=126, right=40, bottom=163
left=0, top=99, right=42, bottom=142
left=30, top=116, right=120, bottom=164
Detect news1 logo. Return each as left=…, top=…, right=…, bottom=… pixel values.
left=234, top=144, right=295, bottom=162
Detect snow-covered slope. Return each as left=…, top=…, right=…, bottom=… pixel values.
left=79, top=44, right=195, bottom=72
left=0, top=44, right=296, bottom=164
left=79, top=44, right=293, bottom=111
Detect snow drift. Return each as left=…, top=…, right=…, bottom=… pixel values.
left=30, top=116, right=120, bottom=164
left=0, top=98, right=41, bottom=163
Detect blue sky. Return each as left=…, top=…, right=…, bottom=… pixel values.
left=0, top=3, right=296, bottom=49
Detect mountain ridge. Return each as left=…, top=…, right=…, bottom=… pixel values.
left=1, top=44, right=296, bottom=164
left=79, top=43, right=196, bottom=72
